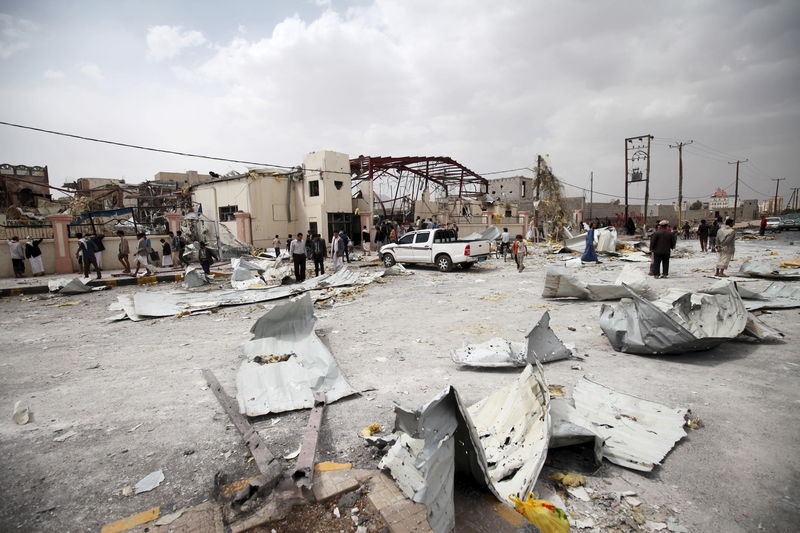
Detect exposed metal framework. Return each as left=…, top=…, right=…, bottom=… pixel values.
left=350, top=156, right=488, bottom=220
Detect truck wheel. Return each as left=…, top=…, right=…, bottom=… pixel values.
left=461, top=262, right=474, bottom=270
left=382, top=253, right=396, bottom=267
left=436, top=254, right=453, bottom=272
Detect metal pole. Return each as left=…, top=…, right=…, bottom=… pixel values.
left=727, top=159, right=747, bottom=220
left=643, top=135, right=652, bottom=235
left=669, top=140, right=693, bottom=226
left=589, top=171, right=593, bottom=220
left=624, top=140, right=629, bottom=224
left=772, top=178, right=785, bottom=215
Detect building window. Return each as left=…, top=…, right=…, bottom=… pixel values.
left=218, top=205, right=238, bottom=221
left=521, top=182, right=526, bottom=197
left=309, top=180, right=320, bottom=197
left=334, top=180, right=343, bottom=190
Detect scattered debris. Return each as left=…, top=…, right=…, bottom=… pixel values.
left=48, top=277, right=92, bottom=295
left=569, top=377, right=688, bottom=471
left=133, top=469, right=164, bottom=494
left=738, top=260, right=800, bottom=280
left=12, top=401, right=30, bottom=425
left=549, top=472, right=586, bottom=488
left=53, top=430, right=77, bottom=442
left=380, top=364, right=550, bottom=533
left=543, top=264, right=652, bottom=300
left=359, top=423, right=383, bottom=437
left=600, top=282, right=748, bottom=354
left=509, top=492, right=570, bottom=533
left=702, top=279, right=800, bottom=311
left=183, top=265, right=212, bottom=288
left=451, top=311, right=572, bottom=368
left=236, top=295, right=355, bottom=415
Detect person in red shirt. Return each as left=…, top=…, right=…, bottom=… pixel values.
left=759, top=216, right=767, bottom=236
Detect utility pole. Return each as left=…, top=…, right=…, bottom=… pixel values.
left=669, top=140, right=693, bottom=226
left=772, top=178, right=785, bottom=215
left=589, top=171, right=593, bottom=220
left=789, top=187, right=800, bottom=210
left=727, top=159, right=748, bottom=220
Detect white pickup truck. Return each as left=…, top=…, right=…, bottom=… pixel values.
left=380, top=228, right=491, bottom=272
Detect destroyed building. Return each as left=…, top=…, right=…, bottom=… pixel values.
left=0, top=163, right=52, bottom=208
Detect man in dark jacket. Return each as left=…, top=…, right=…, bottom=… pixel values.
left=311, top=234, right=327, bottom=276
left=697, top=219, right=710, bottom=252
left=650, top=220, right=677, bottom=278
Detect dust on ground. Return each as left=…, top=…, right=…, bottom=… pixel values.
left=1, top=234, right=799, bottom=532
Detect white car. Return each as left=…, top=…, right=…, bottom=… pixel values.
left=765, top=217, right=781, bottom=230
left=380, top=228, right=491, bottom=272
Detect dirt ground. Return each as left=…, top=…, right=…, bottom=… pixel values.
left=1, top=233, right=799, bottom=532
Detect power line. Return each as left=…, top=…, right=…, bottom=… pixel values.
left=0, top=120, right=300, bottom=170
left=480, top=167, right=532, bottom=175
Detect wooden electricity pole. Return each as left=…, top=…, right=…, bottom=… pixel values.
left=669, top=140, right=693, bottom=226
left=772, top=178, right=785, bottom=215
left=727, top=159, right=748, bottom=220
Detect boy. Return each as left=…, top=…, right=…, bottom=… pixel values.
left=512, top=234, right=527, bottom=272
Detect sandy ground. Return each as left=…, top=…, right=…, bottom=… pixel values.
left=1, top=233, right=799, bottom=532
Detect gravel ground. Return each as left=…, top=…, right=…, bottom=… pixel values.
left=1, top=233, right=798, bottom=532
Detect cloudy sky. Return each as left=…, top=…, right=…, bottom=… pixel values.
left=1, top=0, right=798, bottom=205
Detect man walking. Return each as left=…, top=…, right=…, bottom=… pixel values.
left=133, top=232, right=154, bottom=277
left=198, top=241, right=216, bottom=274
left=715, top=218, right=736, bottom=277
left=361, top=226, right=371, bottom=256
left=289, top=233, right=306, bottom=282
left=759, top=216, right=767, bottom=236
left=78, top=234, right=101, bottom=279
left=311, top=234, right=327, bottom=276
left=25, top=237, right=45, bottom=277
left=117, top=230, right=131, bottom=273
left=709, top=219, right=720, bottom=253
left=500, top=228, right=510, bottom=260
left=169, top=231, right=179, bottom=265
left=341, top=232, right=351, bottom=262
left=512, top=234, right=527, bottom=272
left=8, top=236, right=25, bottom=278
left=697, top=219, right=709, bottom=253
left=332, top=231, right=345, bottom=272
left=649, top=220, right=677, bottom=278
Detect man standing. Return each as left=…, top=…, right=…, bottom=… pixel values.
left=198, top=241, right=216, bottom=274
left=305, top=230, right=314, bottom=270
left=759, top=216, right=767, bottom=236
left=341, top=232, right=351, bottom=262
left=25, top=237, right=45, bottom=277
left=92, top=234, right=105, bottom=268
left=289, top=233, right=306, bottom=282
left=697, top=219, right=709, bottom=252
left=272, top=234, right=281, bottom=257
left=512, top=234, right=527, bottom=272
left=362, top=226, right=371, bottom=256
left=176, top=230, right=188, bottom=266
left=649, top=220, right=677, bottom=279
left=311, top=234, right=327, bottom=276
left=709, top=219, right=720, bottom=253
left=332, top=231, right=345, bottom=272
left=715, top=218, right=736, bottom=277
left=169, top=231, right=179, bottom=265
left=78, top=234, right=101, bottom=279
left=8, top=236, right=25, bottom=278
left=117, top=230, right=131, bottom=273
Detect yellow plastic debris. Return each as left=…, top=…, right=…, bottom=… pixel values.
left=548, top=384, right=565, bottom=397
left=509, top=493, right=570, bottom=533
left=780, top=257, right=800, bottom=269
left=359, top=423, right=383, bottom=437
left=314, top=461, right=352, bottom=472
left=100, top=507, right=160, bottom=533
left=550, top=472, right=586, bottom=488
left=48, top=301, right=81, bottom=307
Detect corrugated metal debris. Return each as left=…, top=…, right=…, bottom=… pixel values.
left=738, top=260, right=800, bottom=280
left=599, top=282, right=747, bottom=354
left=542, top=264, right=652, bottom=300
left=236, top=294, right=355, bottom=415
left=380, top=364, right=550, bottom=533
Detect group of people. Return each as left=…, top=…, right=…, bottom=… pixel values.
left=277, top=231, right=352, bottom=283
left=7, top=236, right=45, bottom=278
left=647, top=217, right=736, bottom=278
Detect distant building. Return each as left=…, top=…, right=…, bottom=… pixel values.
left=486, top=175, right=535, bottom=211
left=154, top=170, right=211, bottom=186
left=709, top=188, right=732, bottom=210
left=759, top=196, right=784, bottom=215
left=0, top=163, right=51, bottom=208
left=191, top=151, right=355, bottom=249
